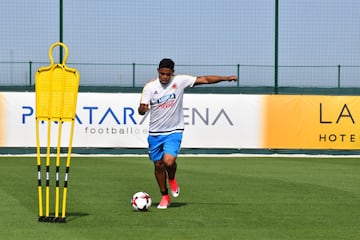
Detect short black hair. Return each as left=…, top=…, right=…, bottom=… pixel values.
left=158, top=58, right=175, bottom=70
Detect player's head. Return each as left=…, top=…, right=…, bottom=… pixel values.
left=158, top=58, right=174, bottom=70
left=157, top=58, right=175, bottom=85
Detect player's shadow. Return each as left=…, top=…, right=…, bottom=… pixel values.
left=153, top=202, right=187, bottom=208
left=65, top=212, right=90, bottom=222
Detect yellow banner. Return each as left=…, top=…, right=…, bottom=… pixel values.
left=263, top=95, right=360, bottom=149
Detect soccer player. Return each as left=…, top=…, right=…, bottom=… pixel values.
left=138, top=58, right=237, bottom=209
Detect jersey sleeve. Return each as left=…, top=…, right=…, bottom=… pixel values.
left=140, top=82, right=152, bottom=104
left=177, top=75, right=197, bottom=88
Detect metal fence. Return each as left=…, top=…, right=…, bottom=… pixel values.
left=1, top=1, right=359, bottom=94
left=1, top=61, right=359, bottom=89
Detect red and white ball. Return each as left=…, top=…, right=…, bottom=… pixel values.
left=131, top=192, right=152, bottom=211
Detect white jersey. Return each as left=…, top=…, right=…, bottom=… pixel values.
left=140, top=75, right=197, bottom=135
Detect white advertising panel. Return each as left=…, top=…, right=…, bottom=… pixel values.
left=3, top=92, right=359, bottom=149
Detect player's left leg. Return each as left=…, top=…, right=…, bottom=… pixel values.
left=163, top=154, right=177, bottom=179
left=164, top=154, right=180, bottom=197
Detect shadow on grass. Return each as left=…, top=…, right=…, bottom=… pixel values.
left=65, top=212, right=90, bottom=222
left=152, top=202, right=188, bottom=208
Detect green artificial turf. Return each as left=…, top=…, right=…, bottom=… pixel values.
left=0, top=156, right=359, bottom=240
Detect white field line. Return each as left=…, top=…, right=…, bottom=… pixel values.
left=1, top=153, right=360, bottom=158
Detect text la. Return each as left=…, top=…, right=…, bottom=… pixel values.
left=319, top=103, right=355, bottom=124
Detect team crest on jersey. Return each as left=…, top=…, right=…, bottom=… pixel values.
left=171, top=84, right=177, bottom=89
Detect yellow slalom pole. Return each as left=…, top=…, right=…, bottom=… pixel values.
left=45, top=119, right=51, bottom=218
left=35, top=118, right=43, bottom=218
left=61, top=188, right=68, bottom=220
left=61, top=120, right=75, bottom=220
left=55, top=120, right=63, bottom=219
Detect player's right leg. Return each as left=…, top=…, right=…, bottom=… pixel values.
left=163, top=154, right=180, bottom=197
left=154, top=160, right=171, bottom=209
left=148, top=135, right=171, bottom=209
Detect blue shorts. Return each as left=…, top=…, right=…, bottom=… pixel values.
left=147, top=132, right=183, bottom=162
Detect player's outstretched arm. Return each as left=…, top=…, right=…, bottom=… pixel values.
left=194, top=75, right=237, bottom=86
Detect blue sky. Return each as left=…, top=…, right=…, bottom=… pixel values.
left=0, top=0, right=359, bottom=87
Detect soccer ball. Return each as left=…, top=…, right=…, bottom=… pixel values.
left=131, top=192, right=152, bottom=211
